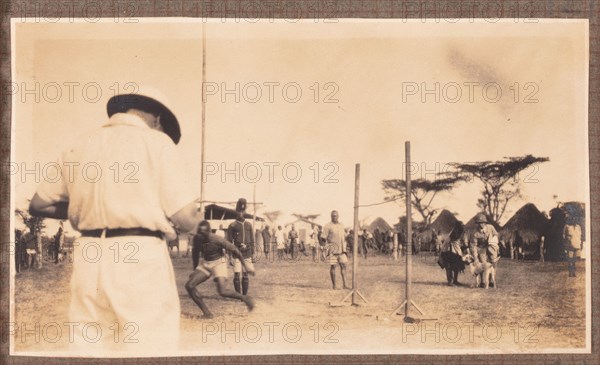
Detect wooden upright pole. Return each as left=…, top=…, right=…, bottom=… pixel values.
left=199, top=22, right=207, bottom=216
left=390, top=141, right=425, bottom=320
left=405, top=141, right=413, bottom=317
left=253, top=184, right=257, bottom=253
left=331, top=163, right=368, bottom=307
left=352, top=164, right=360, bottom=305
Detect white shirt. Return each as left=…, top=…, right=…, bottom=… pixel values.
left=274, top=230, right=285, bottom=248
left=34, top=113, right=196, bottom=236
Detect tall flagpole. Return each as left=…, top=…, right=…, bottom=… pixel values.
left=199, top=22, right=207, bottom=216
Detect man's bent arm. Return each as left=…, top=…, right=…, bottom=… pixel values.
left=170, top=201, right=203, bottom=233
left=29, top=193, right=68, bottom=220
left=219, top=239, right=244, bottom=262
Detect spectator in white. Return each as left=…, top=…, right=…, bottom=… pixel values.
left=563, top=215, right=582, bottom=277
left=275, top=225, right=286, bottom=260
left=28, top=87, right=201, bottom=355
left=216, top=224, right=226, bottom=238
left=308, top=223, right=319, bottom=262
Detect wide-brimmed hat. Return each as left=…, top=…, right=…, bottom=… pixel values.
left=475, top=214, right=488, bottom=224
left=106, top=87, right=181, bottom=144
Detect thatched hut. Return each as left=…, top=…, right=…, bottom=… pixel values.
left=417, top=209, right=459, bottom=251
left=430, top=209, right=459, bottom=235
left=500, top=203, right=549, bottom=260
left=463, top=213, right=481, bottom=242
left=362, top=217, right=392, bottom=234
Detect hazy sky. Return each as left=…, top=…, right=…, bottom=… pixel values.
left=12, top=19, right=589, bottom=234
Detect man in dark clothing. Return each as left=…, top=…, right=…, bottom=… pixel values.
left=186, top=221, right=254, bottom=319
left=228, top=209, right=255, bottom=295
left=262, top=225, right=271, bottom=261
left=288, top=224, right=299, bottom=259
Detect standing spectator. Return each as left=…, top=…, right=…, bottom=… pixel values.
left=255, top=228, right=263, bottom=261
left=387, top=230, right=395, bottom=256
left=262, top=225, right=272, bottom=261
left=25, top=234, right=37, bottom=269
left=275, top=225, right=285, bottom=260
left=514, top=230, right=524, bottom=261
left=53, top=222, right=65, bottom=263
left=271, top=226, right=277, bottom=260
left=346, top=229, right=354, bottom=256
left=563, top=218, right=582, bottom=277
left=374, top=228, right=382, bottom=252
left=360, top=229, right=370, bottom=259
left=307, top=224, right=319, bottom=262
left=321, top=210, right=349, bottom=290
left=288, top=224, right=299, bottom=260
left=184, top=233, right=193, bottom=258
left=433, top=230, right=442, bottom=255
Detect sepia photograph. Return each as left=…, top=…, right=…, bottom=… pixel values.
left=7, top=16, right=590, bottom=358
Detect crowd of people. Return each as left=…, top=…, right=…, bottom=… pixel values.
left=180, top=220, right=399, bottom=263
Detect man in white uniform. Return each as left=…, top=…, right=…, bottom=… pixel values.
left=29, top=88, right=201, bottom=355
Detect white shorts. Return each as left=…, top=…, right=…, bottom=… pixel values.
left=26, top=249, right=36, bottom=255
left=328, top=253, right=348, bottom=265
left=233, top=257, right=254, bottom=273
left=196, top=258, right=228, bottom=278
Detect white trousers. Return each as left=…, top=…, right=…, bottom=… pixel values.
left=69, top=235, right=180, bottom=356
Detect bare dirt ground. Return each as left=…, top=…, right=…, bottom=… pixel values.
left=12, top=251, right=586, bottom=355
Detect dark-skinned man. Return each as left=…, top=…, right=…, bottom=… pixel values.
left=186, top=220, right=255, bottom=318
left=227, top=199, right=254, bottom=295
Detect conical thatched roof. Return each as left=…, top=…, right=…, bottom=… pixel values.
left=429, top=209, right=459, bottom=235
left=464, top=213, right=481, bottom=239
left=500, top=203, right=549, bottom=244
left=363, top=217, right=392, bottom=233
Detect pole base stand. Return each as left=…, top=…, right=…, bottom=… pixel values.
left=329, top=288, right=369, bottom=307
left=390, top=299, right=425, bottom=319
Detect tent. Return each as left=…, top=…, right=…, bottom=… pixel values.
left=500, top=203, right=549, bottom=259
left=204, top=204, right=265, bottom=221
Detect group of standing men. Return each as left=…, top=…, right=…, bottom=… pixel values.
left=259, top=223, right=322, bottom=261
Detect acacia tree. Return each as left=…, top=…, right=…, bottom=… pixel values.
left=262, top=210, right=283, bottom=225
left=448, top=155, right=549, bottom=226
left=381, top=177, right=464, bottom=226
left=292, top=213, right=320, bottom=221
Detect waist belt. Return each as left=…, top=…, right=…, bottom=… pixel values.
left=80, top=227, right=164, bottom=239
